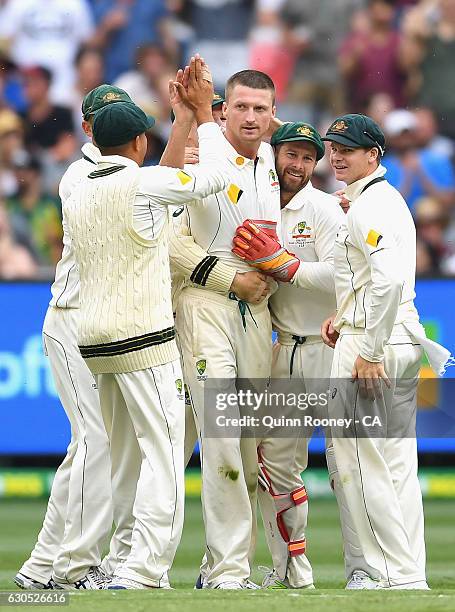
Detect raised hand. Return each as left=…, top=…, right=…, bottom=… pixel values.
left=169, top=69, right=194, bottom=124
left=174, top=55, right=214, bottom=124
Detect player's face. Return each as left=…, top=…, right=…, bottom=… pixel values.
left=224, top=85, right=275, bottom=145
left=275, top=142, right=317, bottom=195
left=212, top=104, right=226, bottom=128
left=329, top=143, right=377, bottom=185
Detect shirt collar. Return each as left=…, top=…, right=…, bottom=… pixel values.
left=344, top=164, right=386, bottom=202
left=81, top=141, right=101, bottom=163
left=282, top=181, right=313, bottom=211
left=96, top=154, right=139, bottom=168
left=224, top=136, right=265, bottom=169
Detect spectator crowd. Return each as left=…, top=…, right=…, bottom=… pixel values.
left=0, top=0, right=455, bottom=278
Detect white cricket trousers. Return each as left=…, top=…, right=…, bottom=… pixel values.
left=257, top=337, right=331, bottom=587
left=176, top=287, right=272, bottom=587
left=96, top=361, right=185, bottom=587
left=329, top=328, right=426, bottom=586
left=20, top=306, right=112, bottom=584
left=259, top=336, right=377, bottom=586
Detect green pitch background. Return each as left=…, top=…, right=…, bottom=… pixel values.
left=0, top=497, right=454, bottom=611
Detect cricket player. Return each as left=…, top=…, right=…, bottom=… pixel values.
left=65, top=57, right=233, bottom=590
left=170, top=70, right=280, bottom=589
left=232, top=122, right=380, bottom=589
left=320, top=113, right=451, bottom=589
left=15, top=85, right=135, bottom=591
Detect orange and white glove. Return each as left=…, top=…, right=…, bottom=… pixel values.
left=232, top=219, right=300, bottom=282
left=249, top=219, right=278, bottom=240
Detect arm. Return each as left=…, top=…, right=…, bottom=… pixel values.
left=141, top=122, right=229, bottom=207
left=291, top=199, right=344, bottom=293
left=160, top=71, right=196, bottom=169
left=159, top=118, right=194, bottom=169
left=170, top=209, right=270, bottom=302
left=169, top=209, right=236, bottom=292
left=347, top=208, right=402, bottom=363
left=86, top=7, right=128, bottom=49
left=338, top=34, right=365, bottom=79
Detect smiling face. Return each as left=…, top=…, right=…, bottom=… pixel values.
left=224, top=84, right=275, bottom=155
left=329, top=142, right=379, bottom=185
left=275, top=141, right=318, bottom=205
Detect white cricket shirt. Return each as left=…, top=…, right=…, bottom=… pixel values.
left=185, top=136, right=281, bottom=271
left=49, top=142, right=101, bottom=309
left=269, top=182, right=344, bottom=336
left=333, top=165, right=419, bottom=362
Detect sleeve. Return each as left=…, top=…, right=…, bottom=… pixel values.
left=347, top=206, right=403, bottom=362
left=291, top=198, right=343, bottom=293
left=59, top=163, right=80, bottom=204
left=169, top=207, right=236, bottom=292
left=59, top=173, right=72, bottom=205
left=139, top=123, right=229, bottom=207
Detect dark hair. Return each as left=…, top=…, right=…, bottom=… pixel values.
left=75, top=46, right=104, bottom=68
left=135, top=43, right=167, bottom=65
left=22, top=65, right=52, bottom=84
left=225, top=70, right=275, bottom=104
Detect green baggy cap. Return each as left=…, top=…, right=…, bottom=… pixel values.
left=271, top=122, right=325, bottom=160
left=82, top=84, right=133, bottom=120
left=323, top=114, right=386, bottom=155
left=93, top=102, right=155, bottom=147
left=212, top=92, right=225, bottom=107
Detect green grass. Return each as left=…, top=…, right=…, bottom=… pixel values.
left=0, top=497, right=454, bottom=611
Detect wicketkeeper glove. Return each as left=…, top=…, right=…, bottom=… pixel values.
left=249, top=219, right=278, bottom=240
left=232, top=220, right=300, bottom=282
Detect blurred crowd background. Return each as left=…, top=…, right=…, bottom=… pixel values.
left=1, top=0, right=455, bottom=280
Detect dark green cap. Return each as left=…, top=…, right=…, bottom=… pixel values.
left=323, top=114, right=386, bottom=155
left=212, top=92, right=225, bottom=107
left=271, top=122, right=325, bottom=160
left=92, top=102, right=155, bottom=147
left=82, top=84, right=133, bottom=120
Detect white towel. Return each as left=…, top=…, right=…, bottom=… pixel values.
left=402, top=321, right=455, bottom=377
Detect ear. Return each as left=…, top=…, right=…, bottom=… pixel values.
left=222, top=101, right=227, bottom=114
left=271, top=105, right=276, bottom=118
left=369, top=147, right=379, bottom=163
left=82, top=120, right=92, bottom=138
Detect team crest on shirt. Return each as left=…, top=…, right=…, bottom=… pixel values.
left=290, top=220, right=313, bottom=247
left=175, top=379, right=184, bottom=400
left=196, top=359, right=208, bottom=381
left=269, top=169, right=280, bottom=192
